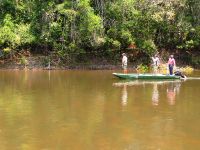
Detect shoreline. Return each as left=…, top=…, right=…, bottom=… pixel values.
left=0, top=63, right=124, bottom=70
left=0, top=56, right=197, bottom=71
left=0, top=64, right=197, bottom=73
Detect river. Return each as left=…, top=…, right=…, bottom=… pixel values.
left=0, top=70, right=199, bottom=150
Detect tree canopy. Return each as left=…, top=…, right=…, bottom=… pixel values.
left=0, top=0, right=200, bottom=66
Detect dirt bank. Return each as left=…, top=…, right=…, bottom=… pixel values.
left=0, top=53, right=198, bottom=70
left=0, top=55, right=122, bottom=70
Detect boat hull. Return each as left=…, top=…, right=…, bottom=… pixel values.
left=113, top=73, right=181, bottom=80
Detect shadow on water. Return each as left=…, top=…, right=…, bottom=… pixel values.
left=113, top=79, right=185, bottom=107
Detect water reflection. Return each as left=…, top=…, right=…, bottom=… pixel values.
left=121, top=85, right=128, bottom=106
left=113, top=80, right=183, bottom=106
left=152, top=83, right=159, bottom=106
left=166, top=82, right=181, bottom=105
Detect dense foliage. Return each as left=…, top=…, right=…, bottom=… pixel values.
left=0, top=0, right=200, bottom=66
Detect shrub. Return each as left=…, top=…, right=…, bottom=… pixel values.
left=136, top=64, right=149, bottom=73
left=141, top=39, right=157, bottom=56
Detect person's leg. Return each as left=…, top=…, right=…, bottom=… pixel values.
left=124, top=69, right=127, bottom=74
left=171, top=66, right=174, bottom=75
left=155, top=66, right=158, bottom=74
left=153, top=66, right=156, bottom=74
left=158, top=66, right=160, bottom=74
left=169, top=65, right=173, bottom=75
left=124, top=65, right=127, bottom=74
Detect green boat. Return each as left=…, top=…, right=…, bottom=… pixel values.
left=113, top=73, right=181, bottom=80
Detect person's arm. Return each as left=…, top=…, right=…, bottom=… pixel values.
left=157, top=58, right=160, bottom=66
left=173, top=59, right=176, bottom=70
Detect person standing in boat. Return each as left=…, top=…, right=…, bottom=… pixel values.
left=151, top=55, right=160, bottom=74
left=168, top=55, right=176, bottom=75
left=122, top=53, right=128, bottom=74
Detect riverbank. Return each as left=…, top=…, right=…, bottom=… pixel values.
left=0, top=55, right=122, bottom=70
left=0, top=54, right=197, bottom=71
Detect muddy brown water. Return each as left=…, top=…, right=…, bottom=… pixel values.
left=0, top=70, right=199, bottom=150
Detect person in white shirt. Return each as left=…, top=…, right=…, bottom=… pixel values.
left=122, top=53, right=128, bottom=74
left=151, top=55, right=160, bottom=74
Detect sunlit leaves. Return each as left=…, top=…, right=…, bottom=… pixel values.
left=78, top=0, right=103, bottom=46
left=16, top=24, right=35, bottom=45
left=0, top=14, right=35, bottom=49
left=0, top=14, right=17, bottom=48
left=0, top=0, right=199, bottom=64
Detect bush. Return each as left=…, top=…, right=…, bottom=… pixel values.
left=191, top=56, right=200, bottom=67
left=179, top=66, right=194, bottom=74
left=105, top=38, right=121, bottom=50
left=136, top=64, right=149, bottom=73
left=141, top=39, right=157, bottom=56
left=19, top=56, right=28, bottom=66
left=119, top=30, right=134, bottom=46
